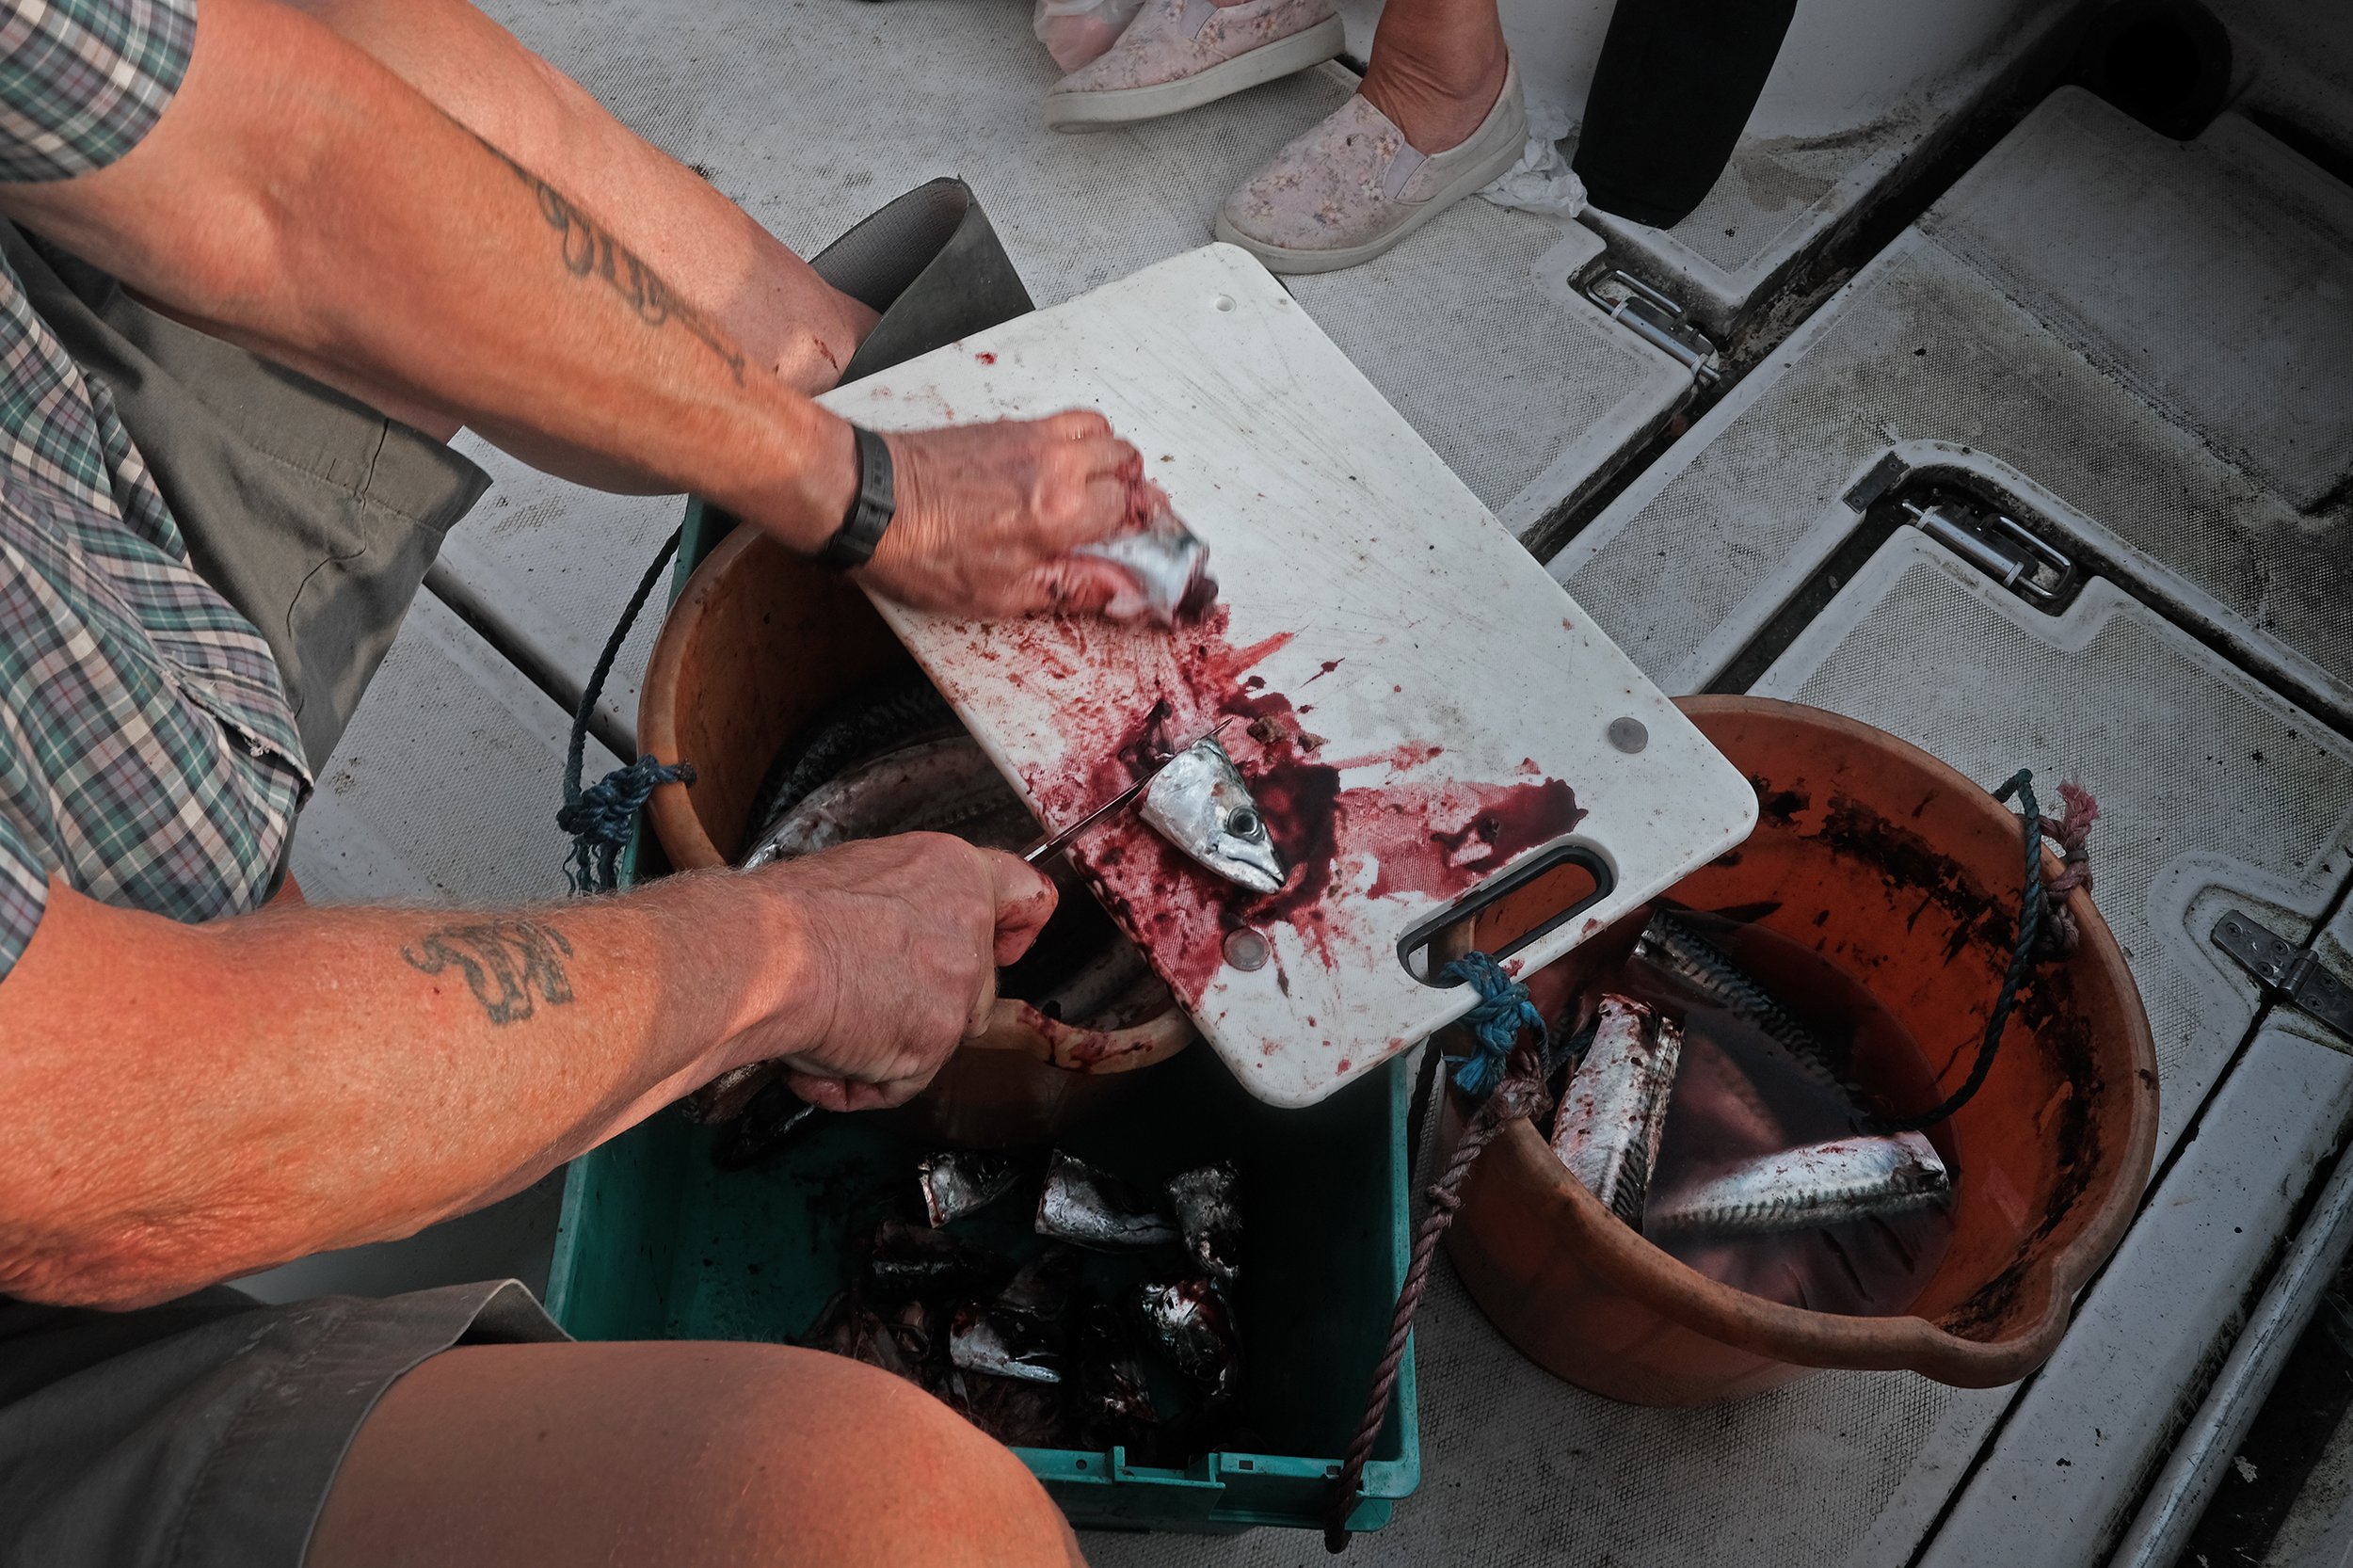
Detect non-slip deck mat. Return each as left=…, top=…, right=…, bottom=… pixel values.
left=1556, top=93, right=2353, bottom=711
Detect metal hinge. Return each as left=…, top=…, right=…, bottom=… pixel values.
left=2213, top=912, right=2353, bottom=1046
left=1581, top=269, right=1721, bottom=388
left=1901, top=496, right=2076, bottom=606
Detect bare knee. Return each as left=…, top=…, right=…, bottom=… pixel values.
left=711, top=1350, right=1080, bottom=1563
left=313, top=1342, right=1081, bottom=1568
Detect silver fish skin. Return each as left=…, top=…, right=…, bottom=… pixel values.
left=1035, top=1152, right=1179, bottom=1249
left=1074, top=503, right=1215, bottom=626
left=1134, top=1277, right=1240, bottom=1402
left=743, top=667, right=957, bottom=853
left=919, top=1151, right=1023, bottom=1227
left=743, top=735, right=1030, bottom=870
left=948, top=1304, right=1064, bottom=1384
left=1138, top=737, right=1285, bottom=894
left=1644, top=1130, right=1951, bottom=1240
left=1633, top=909, right=1868, bottom=1112
left=1550, top=994, right=1683, bottom=1227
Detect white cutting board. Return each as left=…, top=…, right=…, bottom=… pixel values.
left=820, top=245, right=1755, bottom=1108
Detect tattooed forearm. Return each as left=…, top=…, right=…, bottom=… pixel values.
left=477, top=136, right=748, bottom=383
left=402, top=920, right=577, bottom=1026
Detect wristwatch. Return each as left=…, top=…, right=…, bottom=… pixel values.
left=816, top=424, right=895, bottom=570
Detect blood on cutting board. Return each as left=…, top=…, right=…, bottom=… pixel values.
left=995, top=605, right=1586, bottom=1007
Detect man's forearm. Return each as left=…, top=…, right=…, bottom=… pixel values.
left=0, top=0, right=859, bottom=541
left=0, top=873, right=808, bottom=1308
left=279, top=0, right=875, bottom=398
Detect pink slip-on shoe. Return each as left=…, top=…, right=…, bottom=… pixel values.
left=1213, top=60, right=1528, bottom=273
left=1045, top=0, right=1344, bottom=132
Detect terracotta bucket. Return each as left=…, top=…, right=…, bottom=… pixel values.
left=1437, top=696, right=2159, bottom=1404
left=636, top=522, right=1193, bottom=1149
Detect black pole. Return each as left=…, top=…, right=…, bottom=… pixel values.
left=1573, top=0, right=1801, bottom=230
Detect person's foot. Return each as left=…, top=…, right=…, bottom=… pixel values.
left=1212, top=58, right=1526, bottom=274
left=1359, top=25, right=1509, bottom=156
left=1044, top=0, right=1345, bottom=133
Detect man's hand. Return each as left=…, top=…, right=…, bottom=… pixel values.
left=853, top=412, right=1153, bottom=619
left=755, top=835, right=1058, bottom=1112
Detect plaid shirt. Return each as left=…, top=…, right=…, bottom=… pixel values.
left=0, top=0, right=308, bottom=979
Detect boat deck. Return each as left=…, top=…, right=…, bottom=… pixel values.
left=256, top=2, right=2353, bottom=1561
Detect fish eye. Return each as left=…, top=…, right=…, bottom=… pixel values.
left=1225, top=808, right=1260, bottom=840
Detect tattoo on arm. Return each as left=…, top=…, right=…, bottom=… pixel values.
left=478, top=136, right=748, bottom=384
left=402, top=920, right=576, bottom=1026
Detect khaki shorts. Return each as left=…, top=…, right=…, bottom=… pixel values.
left=0, top=224, right=561, bottom=1568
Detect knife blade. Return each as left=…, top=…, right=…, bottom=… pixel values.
left=1021, top=719, right=1230, bottom=868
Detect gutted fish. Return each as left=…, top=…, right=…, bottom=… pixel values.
left=1036, top=1152, right=1179, bottom=1250
left=1076, top=490, right=1216, bottom=625
left=866, top=1221, right=1003, bottom=1304
left=1550, top=994, right=1684, bottom=1227
left=742, top=666, right=958, bottom=854
left=742, top=735, right=1034, bottom=871
left=1138, top=737, right=1285, bottom=895
left=999, top=1245, right=1083, bottom=1320
left=1634, top=909, right=1870, bottom=1112
left=1165, top=1163, right=1242, bottom=1286
left=920, top=1151, right=1023, bottom=1227
left=1645, top=1131, right=1952, bottom=1239
left=948, top=1303, right=1064, bottom=1384
left=1134, top=1277, right=1240, bottom=1403
left=949, top=1248, right=1080, bottom=1385
left=950, top=1368, right=1069, bottom=1448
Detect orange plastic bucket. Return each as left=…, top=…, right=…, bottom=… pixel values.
left=636, top=524, right=1193, bottom=1149
left=1438, top=696, right=2159, bottom=1404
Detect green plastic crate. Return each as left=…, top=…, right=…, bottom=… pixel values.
left=555, top=501, right=1420, bottom=1534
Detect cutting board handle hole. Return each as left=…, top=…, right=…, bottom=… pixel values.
left=1394, top=843, right=1614, bottom=985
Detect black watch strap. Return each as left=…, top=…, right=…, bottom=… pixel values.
left=816, top=424, right=895, bottom=571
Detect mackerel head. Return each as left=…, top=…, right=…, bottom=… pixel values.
left=1138, top=736, right=1285, bottom=895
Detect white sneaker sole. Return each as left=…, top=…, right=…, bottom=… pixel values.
left=1213, top=91, right=1528, bottom=274
left=1045, top=16, right=1345, bottom=132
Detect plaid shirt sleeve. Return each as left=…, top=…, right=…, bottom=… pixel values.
left=0, top=0, right=196, bottom=184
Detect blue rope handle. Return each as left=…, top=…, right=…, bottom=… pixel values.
left=1436, top=950, right=1548, bottom=1100
left=557, top=526, right=695, bottom=894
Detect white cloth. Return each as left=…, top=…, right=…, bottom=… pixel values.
left=1480, top=97, right=1585, bottom=218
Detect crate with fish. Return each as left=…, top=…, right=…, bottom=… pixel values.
left=1435, top=697, right=2159, bottom=1405
left=546, top=1033, right=1418, bottom=1533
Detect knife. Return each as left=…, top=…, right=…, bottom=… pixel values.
left=1021, top=719, right=1230, bottom=868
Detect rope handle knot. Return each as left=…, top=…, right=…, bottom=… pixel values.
left=1437, top=950, right=1546, bottom=1100
left=560, top=755, right=696, bottom=894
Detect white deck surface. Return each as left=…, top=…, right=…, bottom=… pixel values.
left=263, top=8, right=2353, bottom=1565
